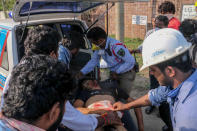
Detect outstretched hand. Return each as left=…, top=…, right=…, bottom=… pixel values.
left=113, top=101, right=129, bottom=111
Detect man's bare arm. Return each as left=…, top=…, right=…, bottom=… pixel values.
left=113, top=94, right=151, bottom=111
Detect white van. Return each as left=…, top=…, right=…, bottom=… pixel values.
left=0, top=0, right=111, bottom=90
left=0, top=0, right=134, bottom=91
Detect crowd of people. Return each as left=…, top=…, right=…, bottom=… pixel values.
left=0, top=1, right=197, bottom=131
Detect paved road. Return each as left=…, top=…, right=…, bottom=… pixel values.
left=100, top=69, right=165, bottom=131
left=130, top=106, right=164, bottom=131
left=129, top=75, right=165, bottom=131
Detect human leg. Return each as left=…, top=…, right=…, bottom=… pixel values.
left=159, top=102, right=173, bottom=131
left=118, top=70, right=136, bottom=96
left=121, top=110, right=137, bottom=131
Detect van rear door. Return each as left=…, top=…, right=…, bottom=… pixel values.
left=13, top=0, right=135, bottom=22
left=13, top=0, right=105, bottom=22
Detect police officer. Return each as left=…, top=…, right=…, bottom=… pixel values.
left=76, top=26, right=136, bottom=95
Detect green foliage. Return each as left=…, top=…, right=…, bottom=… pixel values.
left=124, top=38, right=143, bottom=49
left=124, top=37, right=143, bottom=69
left=0, top=0, right=15, bottom=11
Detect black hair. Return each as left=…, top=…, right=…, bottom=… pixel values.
left=62, top=31, right=85, bottom=50
left=78, top=78, right=94, bottom=90
left=155, top=15, right=169, bottom=27
left=155, top=51, right=192, bottom=73
left=2, top=55, right=74, bottom=124
left=179, top=19, right=197, bottom=42
left=24, top=25, right=61, bottom=56
left=87, top=27, right=107, bottom=41
left=158, top=1, right=175, bottom=14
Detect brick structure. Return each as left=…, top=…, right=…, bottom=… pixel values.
left=82, top=0, right=196, bottom=39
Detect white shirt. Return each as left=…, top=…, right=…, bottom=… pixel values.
left=62, top=101, right=98, bottom=131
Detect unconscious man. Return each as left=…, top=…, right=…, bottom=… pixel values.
left=74, top=78, right=144, bottom=131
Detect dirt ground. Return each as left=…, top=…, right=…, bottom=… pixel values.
left=129, top=75, right=165, bottom=131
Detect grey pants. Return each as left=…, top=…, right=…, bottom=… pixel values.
left=118, top=70, right=136, bottom=96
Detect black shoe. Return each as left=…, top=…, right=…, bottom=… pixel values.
left=145, top=106, right=154, bottom=114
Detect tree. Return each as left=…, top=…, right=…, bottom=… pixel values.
left=0, top=0, right=15, bottom=11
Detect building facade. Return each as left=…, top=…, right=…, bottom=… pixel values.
left=82, top=0, right=196, bottom=39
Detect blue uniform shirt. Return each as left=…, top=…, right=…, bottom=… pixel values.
left=81, top=37, right=135, bottom=75
left=58, top=44, right=71, bottom=69
left=148, top=69, right=197, bottom=131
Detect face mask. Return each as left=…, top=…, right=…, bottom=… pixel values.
left=92, top=44, right=100, bottom=50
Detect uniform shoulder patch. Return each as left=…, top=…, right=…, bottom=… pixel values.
left=117, top=48, right=125, bottom=57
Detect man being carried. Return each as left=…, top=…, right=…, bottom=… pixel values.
left=74, top=79, right=144, bottom=131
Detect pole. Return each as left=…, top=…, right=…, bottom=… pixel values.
left=105, top=3, right=109, bottom=35
left=115, top=2, right=124, bottom=42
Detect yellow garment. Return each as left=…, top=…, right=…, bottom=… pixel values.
left=195, top=1, right=197, bottom=7
left=91, top=44, right=100, bottom=50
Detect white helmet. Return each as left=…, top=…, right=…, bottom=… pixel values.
left=140, top=28, right=191, bottom=71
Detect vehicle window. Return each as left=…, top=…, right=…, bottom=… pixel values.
left=19, top=2, right=103, bottom=16
left=61, top=24, right=72, bottom=37
left=61, top=24, right=83, bottom=34
left=0, top=28, right=9, bottom=71
left=60, top=24, right=86, bottom=49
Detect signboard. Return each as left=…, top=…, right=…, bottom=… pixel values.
left=181, top=5, right=196, bottom=21
left=132, top=15, right=147, bottom=25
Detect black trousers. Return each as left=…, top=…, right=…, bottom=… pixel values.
left=159, top=102, right=173, bottom=131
